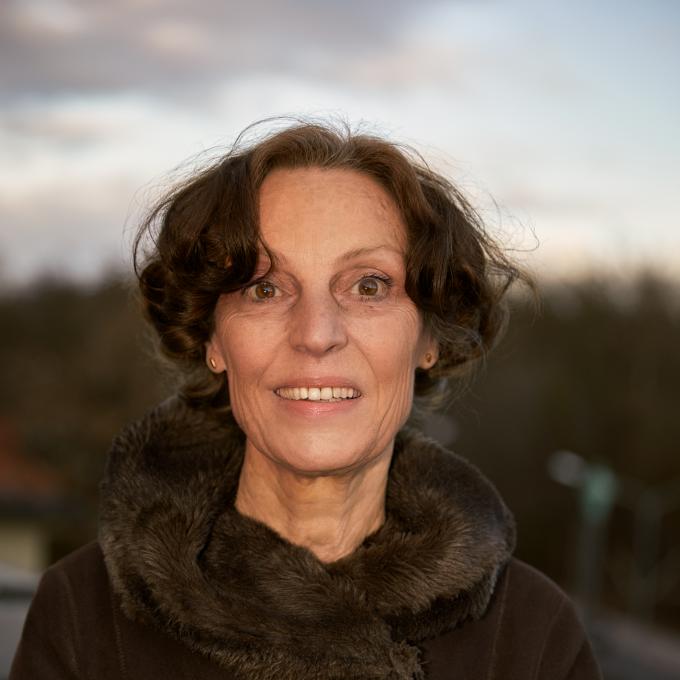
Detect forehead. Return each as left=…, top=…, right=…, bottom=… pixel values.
left=257, top=167, right=407, bottom=261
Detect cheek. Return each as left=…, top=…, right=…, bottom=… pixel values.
left=213, top=302, right=279, bottom=369
left=211, top=314, right=277, bottom=406
left=356, top=307, right=423, bottom=389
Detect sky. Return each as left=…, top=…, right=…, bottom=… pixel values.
left=1, top=0, right=678, bottom=286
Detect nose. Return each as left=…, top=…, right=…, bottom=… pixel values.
left=288, top=290, right=348, bottom=357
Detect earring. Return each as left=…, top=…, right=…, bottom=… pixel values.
left=209, top=357, right=217, bottom=370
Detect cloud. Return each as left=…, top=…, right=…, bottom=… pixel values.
left=1, top=0, right=678, bottom=285
left=0, top=0, right=449, bottom=97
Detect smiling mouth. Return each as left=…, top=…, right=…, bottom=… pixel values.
left=275, top=386, right=361, bottom=402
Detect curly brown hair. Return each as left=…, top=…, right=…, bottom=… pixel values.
left=134, top=120, right=528, bottom=411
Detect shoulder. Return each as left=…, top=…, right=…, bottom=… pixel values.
left=48, top=540, right=107, bottom=575
left=36, top=541, right=110, bottom=605
left=10, top=541, right=118, bottom=680
left=490, top=558, right=602, bottom=679
left=501, top=558, right=575, bottom=619
left=494, top=558, right=587, bottom=645
left=19, top=540, right=107, bottom=612
left=12, top=542, right=231, bottom=680
left=422, top=558, right=602, bottom=679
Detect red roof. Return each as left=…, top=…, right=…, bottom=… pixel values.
left=0, top=420, right=64, bottom=499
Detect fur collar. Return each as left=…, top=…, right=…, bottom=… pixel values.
left=99, top=397, right=515, bottom=680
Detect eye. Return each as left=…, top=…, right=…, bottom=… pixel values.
left=353, top=275, right=392, bottom=298
left=245, top=280, right=278, bottom=301
left=358, top=277, right=380, bottom=296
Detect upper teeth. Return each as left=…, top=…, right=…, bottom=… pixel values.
left=276, top=387, right=360, bottom=401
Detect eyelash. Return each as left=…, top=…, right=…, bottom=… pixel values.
left=241, top=273, right=394, bottom=302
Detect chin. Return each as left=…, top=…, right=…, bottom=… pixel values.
left=271, top=432, right=381, bottom=476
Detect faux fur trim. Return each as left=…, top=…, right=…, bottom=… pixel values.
left=99, top=397, right=515, bottom=680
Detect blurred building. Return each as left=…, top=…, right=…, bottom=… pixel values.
left=0, top=419, right=69, bottom=571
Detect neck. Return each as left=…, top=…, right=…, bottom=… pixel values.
left=235, top=442, right=392, bottom=563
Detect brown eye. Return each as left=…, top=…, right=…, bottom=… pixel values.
left=253, top=281, right=276, bottom=299
left=357, top=277, right=380, bottom=296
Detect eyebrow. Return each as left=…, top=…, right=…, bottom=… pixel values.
left=336, top=245, right=404, bottom=263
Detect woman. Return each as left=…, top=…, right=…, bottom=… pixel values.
left=11, top=122, right=601, bottom=679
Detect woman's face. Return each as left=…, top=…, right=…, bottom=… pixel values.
left=207, top=167, right=437, bottom=475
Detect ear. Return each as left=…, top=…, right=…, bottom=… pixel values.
left=417, top=334, right=439, bottom=370
left=204, top=339, right=226, bottom=373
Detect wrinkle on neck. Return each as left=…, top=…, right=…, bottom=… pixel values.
left=234, top=441, right=392, bottom=563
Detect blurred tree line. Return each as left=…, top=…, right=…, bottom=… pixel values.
left=0, top=273, right=678, bottom=631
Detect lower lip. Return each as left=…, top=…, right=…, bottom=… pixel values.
left=274, top=394, right=361, bottom=416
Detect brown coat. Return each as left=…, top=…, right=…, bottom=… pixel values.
left=11, top=398, right=602, bottom=679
